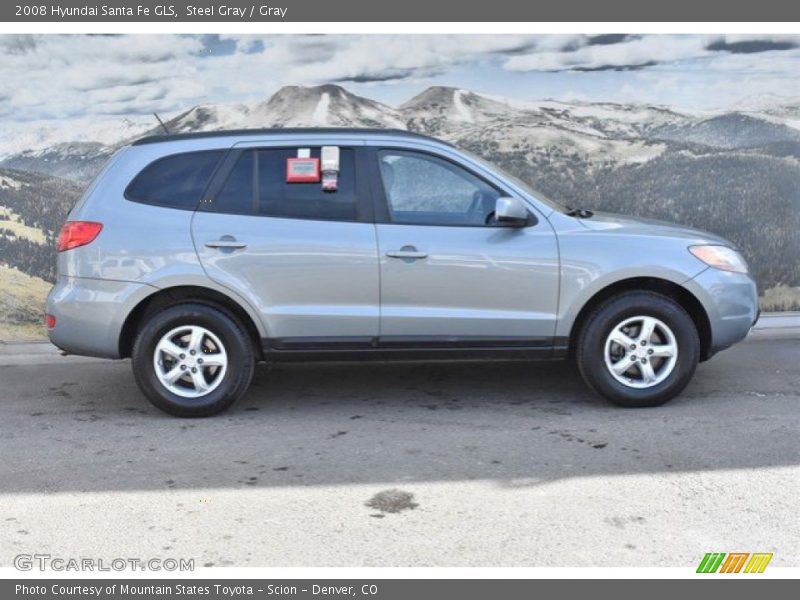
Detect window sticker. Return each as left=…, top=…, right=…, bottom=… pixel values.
left=321, top=146, right=340, bottom=192
left=286, top=157, right=320, bottom=183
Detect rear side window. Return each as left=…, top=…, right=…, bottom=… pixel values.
left=125, top=151, right=223, bottom=209
left=211, top=147, right=357, bottom=221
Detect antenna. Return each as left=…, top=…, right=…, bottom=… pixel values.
left=153, top=113, right=170, bottom=135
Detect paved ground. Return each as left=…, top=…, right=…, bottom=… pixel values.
left=0, top=332, right=797, bottom=568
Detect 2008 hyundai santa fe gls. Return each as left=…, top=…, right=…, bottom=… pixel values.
left=45, top=128, right=758, bottom=417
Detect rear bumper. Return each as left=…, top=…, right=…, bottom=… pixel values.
left=684, top=268, right=759, bottom=357
left=46, top=276, right=154, bottom=359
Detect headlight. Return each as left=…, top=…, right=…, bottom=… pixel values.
left=689, top=245, right=749, bottom=274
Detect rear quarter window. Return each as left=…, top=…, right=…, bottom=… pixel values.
left=125, top=150, right=224, bottom=210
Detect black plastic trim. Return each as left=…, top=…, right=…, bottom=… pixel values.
left=267, top=336, right=377, bottom=350
left=379, top=335, right=552, bottom=348
left=262, top=335, right=569, bottom=362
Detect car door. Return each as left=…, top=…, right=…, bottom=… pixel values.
left=192, top=144, right=379, bottom=348
left=371, top=147, right=560, bottom=348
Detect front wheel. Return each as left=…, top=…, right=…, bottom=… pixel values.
left=576, top=292, right=700, bottom=407
left=131, top=303, right=255, bottom=417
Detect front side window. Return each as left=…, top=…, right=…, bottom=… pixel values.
left=212, top=147, right=357, bottom=221
left=378, top=150, right=501, bottom=226
left=125, top=151, right=223, bottom=209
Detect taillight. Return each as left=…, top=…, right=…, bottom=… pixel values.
left=57, top=221, right=103, bottom=252
left=44, top=314, right=56, bottom=329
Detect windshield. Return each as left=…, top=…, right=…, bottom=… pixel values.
left=460, top=148, right=569, bottom=213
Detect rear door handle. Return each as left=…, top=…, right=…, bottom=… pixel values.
left=205, top=238, right=247, bottom=250
left=386, top=246, right=427, bottom=260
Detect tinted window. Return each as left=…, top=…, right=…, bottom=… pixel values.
left=378, top=150, right=500, bottom=226
left=126, top=151, right=223, bottom=209
left=212, top=147, right=357, bottom=221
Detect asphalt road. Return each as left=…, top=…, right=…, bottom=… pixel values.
left=0, top=332, right=797, bottom=568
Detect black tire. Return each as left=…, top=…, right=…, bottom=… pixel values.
left=131, top=303, right=255, bottom=417
left=576, top=291, right=700, bottom=408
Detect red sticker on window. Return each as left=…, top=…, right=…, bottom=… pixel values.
left=286, top=157, right=320, bottom=183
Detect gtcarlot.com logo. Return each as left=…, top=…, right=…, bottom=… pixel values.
left=697, top=552, right=773, bottom=573
left=14, top=554, right=194, bottom=572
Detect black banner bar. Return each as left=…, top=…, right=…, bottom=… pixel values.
left=4, top=0, right=800, bottom=22
left=3, top=579, right=794, bottom=600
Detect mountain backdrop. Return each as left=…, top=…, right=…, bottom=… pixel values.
left=1, top=84, right=798, bottom=338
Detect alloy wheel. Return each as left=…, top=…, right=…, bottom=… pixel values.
left=603, top=315, right=678, bottom=389
left=152, top=325, right=228, bottom=398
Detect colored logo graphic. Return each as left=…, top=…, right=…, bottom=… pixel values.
left=697, top=553, right=773, bottom=573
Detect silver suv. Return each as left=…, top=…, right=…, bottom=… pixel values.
left=46, top=129, right=758, bottom=416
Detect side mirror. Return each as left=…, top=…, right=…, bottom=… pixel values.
left=494, top=196, right=529, bottom=227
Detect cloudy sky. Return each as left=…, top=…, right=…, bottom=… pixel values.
left=1, top=33, right=800, bottom=124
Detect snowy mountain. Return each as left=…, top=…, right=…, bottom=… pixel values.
left=2, top=84, right=786, bottom=181
left=534, top=100, right=695, bottom=138
left=150, top=84, right=405, bottom=137
left=652, top=113, right=800, bottom=149
left=732, top=94, right=800, bottom=123
left=254, top=84, right=404, bottom=129
left=0, top=84, right=707, bottom=181
left=0, top=116, right=152, bottom=160
left=151, top=103, right=251, bottom=135
left=400, top=86, right=529, bottom=132
left=0, top=141, right=112, bottom=182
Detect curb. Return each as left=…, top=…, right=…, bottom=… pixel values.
left=752, top=312, right=800, bottom=330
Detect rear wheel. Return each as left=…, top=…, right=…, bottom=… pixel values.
left=132, top=303, right=255, bottom=417
left=576, top=292, right=700, bottom=407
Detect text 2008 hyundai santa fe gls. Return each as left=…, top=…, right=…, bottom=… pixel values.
left=45, top=129, right=758, bottom=417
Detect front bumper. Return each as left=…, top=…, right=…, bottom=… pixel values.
left=684, top=267, right=759, bottom=356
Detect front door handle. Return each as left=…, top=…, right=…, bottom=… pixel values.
left=205, top=237, right=247, bottom=250
left=386, top=245, right=428, bottom=260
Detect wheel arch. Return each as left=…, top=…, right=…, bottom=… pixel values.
left=119, top=285, right=264, bottom=360
left=568, top=277, right=713, bottom=361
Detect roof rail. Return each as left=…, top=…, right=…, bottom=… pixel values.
left=130, top=127, right=447, bottom=146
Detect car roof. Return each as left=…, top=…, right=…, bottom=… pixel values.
left=131, top=128, right=449, bottom=147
